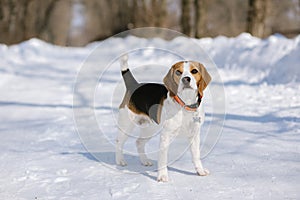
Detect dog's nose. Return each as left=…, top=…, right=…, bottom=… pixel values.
left=182, top=76, right=191, bottom=84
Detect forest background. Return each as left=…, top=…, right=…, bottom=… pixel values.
left=1, top=0, right=300, bottom=46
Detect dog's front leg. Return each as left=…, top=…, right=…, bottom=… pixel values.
left=157, top=130, right=170, bottom=182
left=189, top=132, right=210, bottom=176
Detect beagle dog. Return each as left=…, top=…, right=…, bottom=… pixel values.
left=116, top=55, right=211, bottom=182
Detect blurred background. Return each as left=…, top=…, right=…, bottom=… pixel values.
left=0, top=0, right=299, bottom=46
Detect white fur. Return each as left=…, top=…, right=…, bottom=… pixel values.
left=116, top=62, right=209, bottom=182
left=177, top=62, right=198, bottom=104
left=120, top=54, right=128, bottom=71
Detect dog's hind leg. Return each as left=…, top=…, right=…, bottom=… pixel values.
left=116, top=108, right=134, bottom=166
left=136, top=125, right=159, bottom=166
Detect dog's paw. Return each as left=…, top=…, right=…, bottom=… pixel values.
left=116, top=158, right=127, bottom=166
left=196, top=168, right=210, bottom=176
left=157, top=174, right=168, bottom=182
left=141, top=159, right=153, bottom=166
left=157, top=167, right=169, bottom=182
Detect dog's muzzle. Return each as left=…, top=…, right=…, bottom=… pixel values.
left=182, top=76, right=191, bottom=84
left=182, top=76, right=192, bottom=88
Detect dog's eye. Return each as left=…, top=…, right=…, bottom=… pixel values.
left=175, top=70, right=182, bottom=76
left=191, top=69, right=198, bottom=74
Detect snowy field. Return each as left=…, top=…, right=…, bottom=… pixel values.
left=0, top=33, right=299, bottom=199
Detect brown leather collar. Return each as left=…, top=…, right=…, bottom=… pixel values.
left=173, top=95, right=201, bottom=112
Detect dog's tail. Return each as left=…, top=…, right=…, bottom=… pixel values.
left=120, top=54, right=139, bottom=91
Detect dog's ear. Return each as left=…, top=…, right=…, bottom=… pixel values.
left=196, top=63, right=211, bottom=97
left=163, top=67, right=178, bottom=96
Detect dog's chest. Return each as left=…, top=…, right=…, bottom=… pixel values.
left=181, top=109, right=202, bottom=123
left=164, top=108, right=203, bottom=137
left=163, top=97, right=203, bottom=121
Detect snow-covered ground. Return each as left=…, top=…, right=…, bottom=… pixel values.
left=0, top=33, right=299, bottom=199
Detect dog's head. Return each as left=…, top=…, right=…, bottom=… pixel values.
left=163, top=61, right=211, bottom=97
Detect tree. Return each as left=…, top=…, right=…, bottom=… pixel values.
left=0, top=0, right=72, bottom=46
left=247, top=0, right=270, bottom=37
left=151, top=0, right=167, bottom=27
left=195, top=0, right=206, bottom=38
left=181, top=0, right=193, bottom=37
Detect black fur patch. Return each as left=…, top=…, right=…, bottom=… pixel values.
left=122, top=69, right=138, bottom=92
left=121, top=68, right=129, bottom=75
left=129, top=83, right=168, bottom=124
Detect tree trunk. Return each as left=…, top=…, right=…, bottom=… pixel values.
left=194, top=0, right=206, bottom=38
left=247, top=0, right=270, bottom=37
left=181, top=0, right=193, bottom=37
left=0, top=0, right=28, bottom=44
left=152, top=0, right=167, bottom=27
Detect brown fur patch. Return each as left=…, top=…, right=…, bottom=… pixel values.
left=163, top=61, right=184, bottom=96
left=190, top=61, right=211, bottom=97
left=127, top=101, right=148, bottom=116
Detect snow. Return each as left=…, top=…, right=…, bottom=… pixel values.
left=0, top=33, right=299, bottom=199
